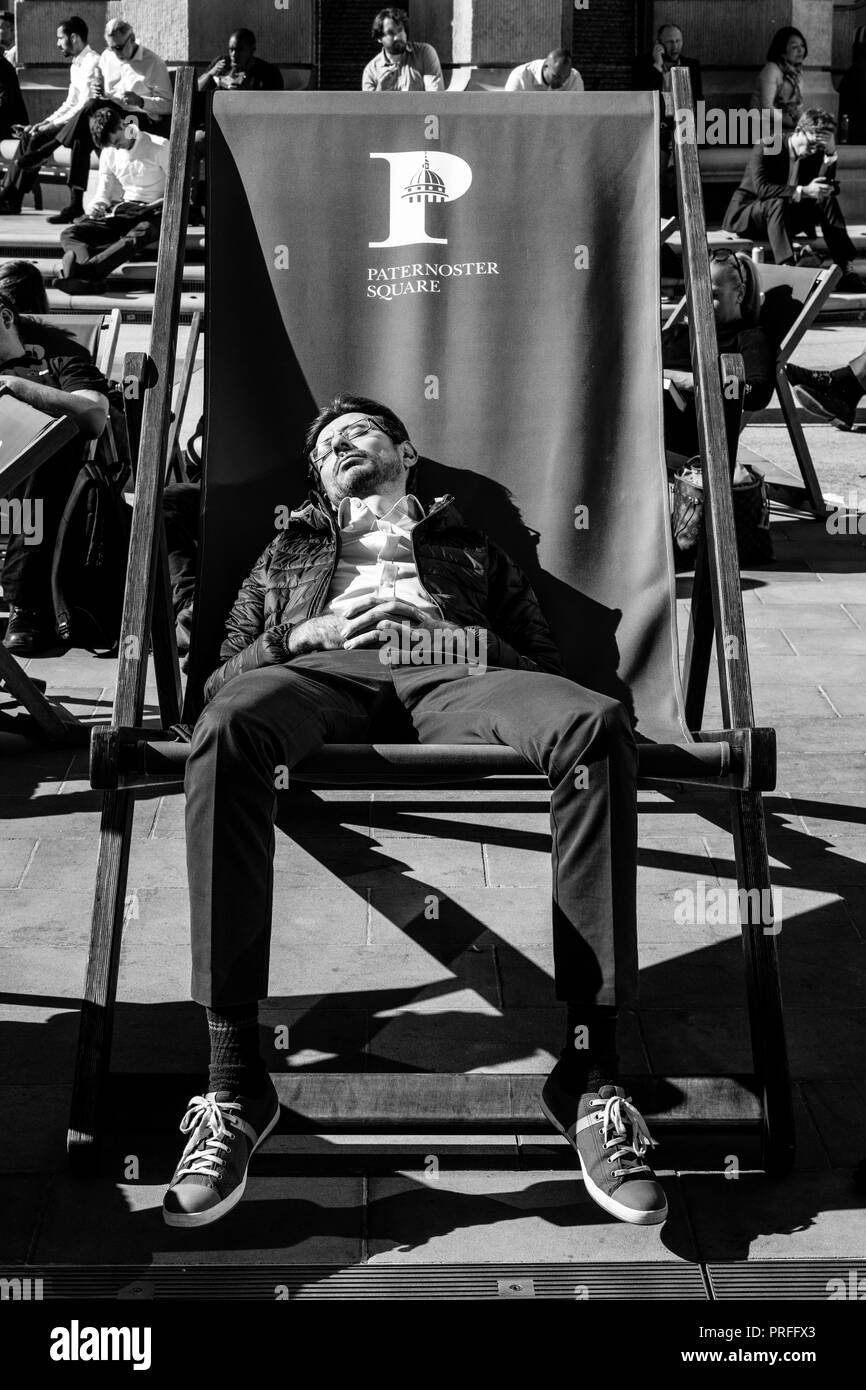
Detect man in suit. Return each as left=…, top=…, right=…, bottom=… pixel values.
left=724, top=109, right=864, bottom=292
left=632, top=24, right=702, bottom=115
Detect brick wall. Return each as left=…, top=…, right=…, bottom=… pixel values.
left=319, top=0, right=400, bottom=90
left=572, top=0, right=640, bottom=91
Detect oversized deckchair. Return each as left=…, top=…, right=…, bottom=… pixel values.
left=69, top=69, right=794, bottom=1178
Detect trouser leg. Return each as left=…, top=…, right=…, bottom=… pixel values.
left=59, top=206, right=160, bottom=277
left=847, top=348, right=866, bottom=391
left=817, top=195, right=857, bottom=268
left=186, top=652, right=395, bottom=1007
left=0, top=444, right=82, bottom=613
left=162, top=482, right=200, bottom=612
left=1, top=124, right=63, bottom=197
left=398, top=665, right=639, bottom=1007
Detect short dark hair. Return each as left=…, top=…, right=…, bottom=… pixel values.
left=548, top=48, right=572, bottom=65
left=0, top=11, right=14, bottom=25
left=229, top=28, right=255, bottom=48
left=59, top=15, right=88, bottom=42
left=372, top=7, right=409, bottom=41
left=305, top=393, right=410, bottom=481
left=796, top=107, right=836, bottom=135
left=0, top=260, right=48, bottom=315
left=89, top=104, right=124, bottom=148
left=657, top=23, right=682, bottom=41
left=767, top=26, right=808, bottom=65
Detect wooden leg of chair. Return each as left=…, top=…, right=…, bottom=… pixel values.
left=67, top=789, right=135, bottom=1173
left=32, top=177, right=43, bottom=211
left=730, top=787, right=795, bottom=1176
left=0, top=643, right=75, bottom=742
left=683, top=534, right=715, bottom=730
left=151, top=532, right=182, bottom=727
left=773, top=370, right=829, bottom=518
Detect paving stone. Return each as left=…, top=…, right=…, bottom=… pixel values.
left=817, top=684, right=866, bottom=718
left=743, top=603, right=857, bottom=629
left=266, top=941, right=500, bottom=1009
left=800, top=1081, right=866, bottom=1168
left=32, top=1174, right=364, bottom=1265
left=775, top=627, right=866, bottom=655
left=640, top=1009, right=754, bottom=1074
left=680, top=1172, right=866, bottom=1260
left=0, top=839, right=38, bottom=887
left=368, top=883, right=552, bottom=953
left=365, top=1170, right=697, bottom=1262
left=784, top=1010, right=866, bottom=1081
left=259, top=1006, right=369, bottom=1072
left=0, top=1005, right=79, bottom=1084
left=793, top=795, right=866, bottom=840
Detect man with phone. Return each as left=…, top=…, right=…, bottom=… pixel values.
left=724, top=109, right=864, bottom=292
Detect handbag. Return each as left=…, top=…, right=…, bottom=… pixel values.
left=671, top=461, right=774, bottom=566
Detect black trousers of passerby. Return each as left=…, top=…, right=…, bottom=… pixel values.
left=162, top=481, right=200, bottom=613
left=0, top=122, right=65, bottom=198
left=59, top=201, right=162, bottom=279
left=1, top=442, right=82, bottom=614
left=57, top=100, right=170, bottom=191
left=185, top=650, right=639, bottom=1011
left=727, top=194, right=856, bottom=267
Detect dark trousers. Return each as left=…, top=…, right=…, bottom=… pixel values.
left=185, top=650, right=639, bottom=1011
left=163, top=481, right=200, bottom=612
left=58, top=99, right=171, bottom=191
left=0, top=122, right=65, bottom=198
left=59, top=201, right=162, bottom=279
left=727, top=194, right=856, bottom=268
left=1, top=442, right=82, bottom=613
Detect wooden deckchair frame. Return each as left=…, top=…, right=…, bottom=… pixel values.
left=67, top=69, right=794, bottom=1179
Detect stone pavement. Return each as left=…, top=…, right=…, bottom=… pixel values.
left=1, top=320, right=865, bottom=1283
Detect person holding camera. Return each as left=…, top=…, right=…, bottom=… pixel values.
left=723, top=109, right=864, bottom=292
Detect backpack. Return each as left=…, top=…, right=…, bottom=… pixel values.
left=50, top=442, right=133, bottom=652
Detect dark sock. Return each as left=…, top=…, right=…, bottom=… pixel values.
left=558, top=1004, right=619, bottom=1093
left=206, top=1004, right=269, bottom=1097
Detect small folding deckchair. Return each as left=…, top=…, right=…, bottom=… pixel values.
left=663, top=263, right=841, bottom=517
left=69, top=69, right=794, bottom=1180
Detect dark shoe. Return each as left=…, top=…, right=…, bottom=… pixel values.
left=836, top=271, right=866, bottom=294
left=47, top=204, right=83, bottom=225
left=162, top=1082, right=280, bottom=1228
left=0, top=197, right=21, bottom=215
left=2, top=605, right=53, bottom=655
left=792, top=245, right=824, bottom=268
left=541, top=1073, right=667, bottom=1225
left=786, top=365, right=857, bottom=430
left=53, top=275, right=108, bottom=296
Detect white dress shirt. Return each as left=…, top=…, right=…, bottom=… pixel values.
left=91, top=129, right=169, bottom=207
left=45, top=44, right=100, bottom=126
left=504, top=58, right=584, bottom=92
left=325, top=493, right=443, bottom=619
left=97, top=42, right=173, bottom=119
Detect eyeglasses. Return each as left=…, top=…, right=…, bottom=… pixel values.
left=710, top=249, right=747, bottom=292
left=309, top=415, right=388, bottom=466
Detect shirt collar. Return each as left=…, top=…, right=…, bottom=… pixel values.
left=74, top=46, right=94, bottom=65
left=336, top=492, right=423, bottom=527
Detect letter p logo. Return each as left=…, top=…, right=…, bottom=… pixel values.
left=369, top=150, right=473, bottom=248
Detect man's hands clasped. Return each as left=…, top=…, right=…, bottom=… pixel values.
left=284, top=594, right=470, bottom=662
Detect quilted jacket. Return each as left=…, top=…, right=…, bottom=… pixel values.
left=204, top=489, right=565, bottom=703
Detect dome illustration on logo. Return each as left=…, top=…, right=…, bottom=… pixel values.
left=402, top=154, right=446, bottom=204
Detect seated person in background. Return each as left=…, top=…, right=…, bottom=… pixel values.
left=0, top=258, right=49, bottom=313
left=162, top=476, right=200, bottom=667
left=51, top=16, right=172, bottom=224
left=723, top=110, right=865, bottom=292
left=631, top=24, right=702, bottom=114
left=663, top=252, right=775, bottom=458
left=0, top=21, right=26, bottom=144
left=190, top=28, right=284, bottom=224
left=505, top=48, right=584, bottom=92
left=0, top=9, right=18, bottom=68
left=161, top=393, right=667, bottom=1234
left=787, top=344, right=866, bottom=431
left=839, top=28, right=866, bottom=146
left=0, top=293, right=109, bottom=653
left=53, top=105, right=168, bottom=294
left=752, top=27, right=808, bottom=134
left=362, top=7, right=443, bottom=92
left=0, top=16, right=96, bottom=216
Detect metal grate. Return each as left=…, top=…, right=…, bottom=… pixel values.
left=1, top=1263, right=708, bottom=1300
left=708, top=1260, right=866, bottom=1301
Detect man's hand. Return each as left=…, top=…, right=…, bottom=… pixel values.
left=285, top=612, right=350, bottom=656
left=375, top=67, right=402, bottom=91
left=87, top=202, right=110, bottom=220
left=122, top=89, right=144, bottom=108
left=209, top=56, right=230, bottom=79
left=341, top=599, right=478, bottom=667
left=802, top=177, right=833, bottom=201
left=652, top=42, right=665, bottom=71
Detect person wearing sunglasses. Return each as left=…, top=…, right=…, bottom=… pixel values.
left=160, top=394, right=668, bottom=1235
left=662, top=250, right=775, bottom=458
left=723, top=108, right=864, bottom=293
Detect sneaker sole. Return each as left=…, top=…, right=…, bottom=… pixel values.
left=540, top=1095, right=668, bottom=1227
left=791, top=386, right=853, bottom=431
left=162, top=1100, right=281, bottom=1228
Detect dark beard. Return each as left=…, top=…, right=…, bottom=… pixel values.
left=328, top=449, right=404, bottom=502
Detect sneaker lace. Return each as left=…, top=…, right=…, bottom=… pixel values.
left=175, top=1094, right=242, bottom=1180
left=596, top=1094, right=658, bottom=1179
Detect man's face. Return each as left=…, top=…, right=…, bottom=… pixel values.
left=711, top=262, right=743, bottom=325
left=660, top=27, right=683, bottom=62
left=542, top=54, right=572, bottom=89
left=107, top=28, right=135, bottom=59
left=106, top=124, right=134, bottom=150
left=1, top=19, right=14, bottom=49
left=311, top=412, right=407, bottom=504
left=791, top=127, right=826, bottom=158
left=56, top=26, right=75, bottom=59
left=380, top=18, right=408, bottom=57
left=228, top=35, right=254, bottom=70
